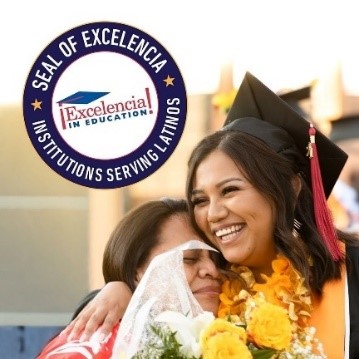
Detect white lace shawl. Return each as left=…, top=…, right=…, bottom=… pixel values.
left=110, top=240, right=218, bottom=358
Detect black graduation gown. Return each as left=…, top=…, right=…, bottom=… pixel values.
left=347, top=245, right=359, bottom=358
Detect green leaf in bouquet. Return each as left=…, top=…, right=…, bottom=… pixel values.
left=132, top=325, right=196, bottom=359
left=250, top=348, right=278, bottom=359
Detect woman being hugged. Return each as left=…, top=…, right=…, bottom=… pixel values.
left=37, top=198, right=223, bottom=358
left=186, top=72, right=359, bottom=358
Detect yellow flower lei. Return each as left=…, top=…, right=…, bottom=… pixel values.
left=218, top=254, right=312, bottom=332
left=136, top=254, right=326, bottom=358
left=214, top=255, right=329, bottom=356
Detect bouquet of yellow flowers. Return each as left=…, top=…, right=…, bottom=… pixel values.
left=132, top=255, right=327, bottom=359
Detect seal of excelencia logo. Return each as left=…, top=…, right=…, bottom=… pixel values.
left=23, top=22, right=187, bottom=188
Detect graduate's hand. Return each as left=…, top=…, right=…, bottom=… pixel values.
left=64, top=281, right=132, bottom=342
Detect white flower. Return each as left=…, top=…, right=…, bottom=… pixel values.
left=155, top=311, right=215, bottom=358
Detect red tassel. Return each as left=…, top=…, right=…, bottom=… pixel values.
left=307, top=124, right=343, bottom=261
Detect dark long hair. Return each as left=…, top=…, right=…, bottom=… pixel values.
left=186, top=130, right=357, bottom=294
left=102, top=198, right=188, bottom=292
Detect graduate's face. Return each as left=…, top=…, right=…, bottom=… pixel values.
left=191, top=150, right=277, bottom=277
left=136, top=214, right=222, bottom=315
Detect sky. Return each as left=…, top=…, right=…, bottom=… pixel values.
left=1, top=0, right=359, bottom=105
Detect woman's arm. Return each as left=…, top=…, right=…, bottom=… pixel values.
left=71, top=289, right=101, bottom=321
left=63, top=281, right=132, bottom=341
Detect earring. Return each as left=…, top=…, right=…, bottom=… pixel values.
left=292, top=218, right=302, bottom=238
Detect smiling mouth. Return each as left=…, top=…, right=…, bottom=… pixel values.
left=193, top=286, right=221, bottom=295
left=215, top=225, right=243, bottom=242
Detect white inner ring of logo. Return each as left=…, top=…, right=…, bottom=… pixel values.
left=52, top=52, right=158, bottom=160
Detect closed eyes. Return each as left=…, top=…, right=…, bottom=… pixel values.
left=222, top=185, right=238, bottom=195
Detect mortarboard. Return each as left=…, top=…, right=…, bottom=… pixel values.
left=57, top=91, right=110, bottom=105
left=279, top=86, right=311, bottom=102
left=223, top=72, right=348, bottom=260
left=223, top=72, right=347, bottom=199
left=279, top=86, right=311, bottom=120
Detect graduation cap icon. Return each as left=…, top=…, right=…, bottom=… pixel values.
left=58, top=91, right=110, bottom=105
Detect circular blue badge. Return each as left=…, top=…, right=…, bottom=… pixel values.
left=23, top=22, right=187, bottom=189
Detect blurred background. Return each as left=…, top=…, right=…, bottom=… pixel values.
left=1, top=0, right=359, bottom=357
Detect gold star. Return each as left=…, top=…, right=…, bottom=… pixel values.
left=31, top=99, right=42, bottom=110
left=163, top=75, right=175, bottom=87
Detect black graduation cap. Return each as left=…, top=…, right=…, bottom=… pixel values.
left=279, top=86, right=311, bottom=102
left=223, top=72, right=348, bottom=198
left=279, top=86, right=311, bottom=120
